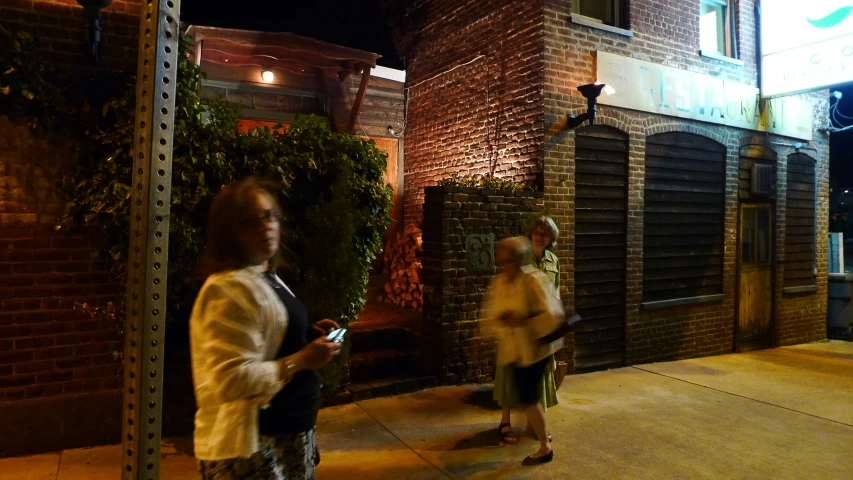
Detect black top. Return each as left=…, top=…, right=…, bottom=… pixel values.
left=258, top=273, right=322, bottom=435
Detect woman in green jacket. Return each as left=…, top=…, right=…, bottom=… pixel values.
left=494, top=216, right=561, bottom=444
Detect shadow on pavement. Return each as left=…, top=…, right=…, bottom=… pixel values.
left=460, top=388, right=502, bottom=411
left=450, top=429, right=503, bottom=451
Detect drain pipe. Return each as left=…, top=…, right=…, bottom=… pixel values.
left=755, top=1, right=763, bottom=96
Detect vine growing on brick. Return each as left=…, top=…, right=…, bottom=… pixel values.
left=439, top=172, right=534, bottom=192
left=2, top=29, right=393, bottom=396
left=0, top=29, right=81, bottom=137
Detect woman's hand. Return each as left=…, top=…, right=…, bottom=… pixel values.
left=312, top=319, right=340, bottom=336
left=298, top=336, right=342, bottom=370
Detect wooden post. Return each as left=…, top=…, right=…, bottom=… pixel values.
left=347, top=63, right=371, bottom=133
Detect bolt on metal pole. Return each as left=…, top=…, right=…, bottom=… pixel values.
left=122, top=1, right=181, bottom=479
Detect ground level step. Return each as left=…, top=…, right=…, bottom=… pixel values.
left=353, top=299, right=421, bottom=329
left=348, top=348, right=420, bottom=382
left=349, top=326, right=420, bottom=354
left=346, top=375, right=438, bottom=402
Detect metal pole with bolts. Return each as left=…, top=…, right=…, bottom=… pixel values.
left=122, top=0, right=181, bottom=478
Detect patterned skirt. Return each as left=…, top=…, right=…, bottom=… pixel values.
left=198, top=427, right=319, bottom=480
left=493, top=362, right=559, bottom=410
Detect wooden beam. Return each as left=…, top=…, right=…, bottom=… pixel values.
left=348, top=64, right=371, bottom=133
left=193, top=39, right=202, bottom=66
left=201, top=49, right=341, bottom=78
left=191, top=26, right=380, bottom=67
left=201, top=39, right=361, bottom=72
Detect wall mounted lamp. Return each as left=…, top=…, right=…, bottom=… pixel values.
left=566, top=82, right=616, bottom=129
left=76, top=0, right=112, bottom=64
left=261, top=70, right=275, bottom=83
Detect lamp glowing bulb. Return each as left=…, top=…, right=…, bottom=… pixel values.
left=261, top=70, right=275, bottom=83
left=594, top=82, right=616, bottom=96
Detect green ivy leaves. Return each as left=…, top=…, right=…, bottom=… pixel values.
left=439, top=172, right=534, bottom=192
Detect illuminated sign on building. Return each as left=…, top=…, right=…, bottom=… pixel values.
left=596, top=51, right=814, bottom=140
left=761, top=1, right=853, bottom=98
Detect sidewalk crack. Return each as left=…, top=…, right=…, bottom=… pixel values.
left=631, top=366, right=853, bottom=429
left=354, top=401, right=455, bottom=480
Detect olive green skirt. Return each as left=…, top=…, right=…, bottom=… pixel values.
left=493, top=361, right=559, bottom=410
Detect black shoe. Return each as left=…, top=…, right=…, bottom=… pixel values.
left=522, top=449, right=553, bottom=466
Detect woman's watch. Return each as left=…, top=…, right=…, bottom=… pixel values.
left=280, top=358, right=297, bottom=381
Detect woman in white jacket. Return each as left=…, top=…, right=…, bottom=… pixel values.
left=483, top=236, right=564, bottom=465
left=190, top=177, right=341, bottom=479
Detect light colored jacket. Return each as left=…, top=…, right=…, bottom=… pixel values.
left=189, top=265, right=290, bottom=460
left=482, top=265, right=564, bottom=367
left=533, top=249, right=561, bottom=299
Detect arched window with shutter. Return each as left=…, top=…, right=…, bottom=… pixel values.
left=643, top=132, right=727, bottom=306
left=784, top=153, right=817, bottom=290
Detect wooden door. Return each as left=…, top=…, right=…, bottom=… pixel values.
left=362, top=137, right=401, bottom=248
left=737, top=203, right=773, bottom=351
left=236, top=119, right=290, bottom=134
left=573, top=126, right=628, bottom=373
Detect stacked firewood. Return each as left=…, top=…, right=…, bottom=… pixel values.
left=377, top=224, right=423, bottom=311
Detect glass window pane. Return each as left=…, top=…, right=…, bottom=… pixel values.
left=742, top=207, right=755, bottom=264
left=575, top=0, right=614, bottom=24
left=757, top=207, right=771, bottom=263
left=700, top=1, right=726, bottom=54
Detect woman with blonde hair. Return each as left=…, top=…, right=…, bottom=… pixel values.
left=483, top=236, right=564, bottom=464
left=527, top=216, right=561, bottom=298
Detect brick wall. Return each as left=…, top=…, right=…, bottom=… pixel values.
left=421, top=185, right=544, bottom=384
left=0, top=116, right=124, bottom=401
left=775, top=98, right=831, bottom=346
left=0, top=0, right=138, bottom=456
left=543, top=0, right=829, bottom=364
left=0, top=0, right=140, bottom=70
left=399, top=0, right=829, bottom=375
left=395, top=0, right=546, bottom=226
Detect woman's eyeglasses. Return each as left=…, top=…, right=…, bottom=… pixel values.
left=240, top=210, right=281, bottom=228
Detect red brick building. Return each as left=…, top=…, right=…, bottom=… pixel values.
left=389, top=0, right=829, bottom=377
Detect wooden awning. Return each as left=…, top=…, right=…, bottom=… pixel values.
left=187, top=26, right=379, bottom=81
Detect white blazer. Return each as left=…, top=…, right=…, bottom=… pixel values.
left=482, top=265, right=564, bottom=367
left=189, top=265, right=290, bottom=460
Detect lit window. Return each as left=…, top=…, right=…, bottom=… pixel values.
left=700, top=0, right=737, bottom=58
left=572, top=0, right=628, bottom=29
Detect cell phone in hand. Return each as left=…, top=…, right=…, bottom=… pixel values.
left=326, top=328, right=346, bottom=343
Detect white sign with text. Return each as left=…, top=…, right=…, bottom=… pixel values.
left=596, top=51, right=814, bottom=140
left=761, top=0, right=853, bottom=98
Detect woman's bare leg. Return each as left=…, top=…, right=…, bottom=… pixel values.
left=499, top=406, right=518, bottom=443
left=501, top=406, right=511, bottom=425
left=523, top=402, right=551, bottom=456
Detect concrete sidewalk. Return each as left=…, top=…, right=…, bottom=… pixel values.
left=3, top=341, right=852, bottom=479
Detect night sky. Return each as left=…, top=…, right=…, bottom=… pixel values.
left=179, top=0, right=403, bottom=69
left=831, top=84, right=853, bottom=190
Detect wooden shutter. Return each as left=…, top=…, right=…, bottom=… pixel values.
left=784, top=153, right=816, bottom=288
left=574, top=126, right=628, bottom=372
left=643, top=133, right=727, bottom=303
